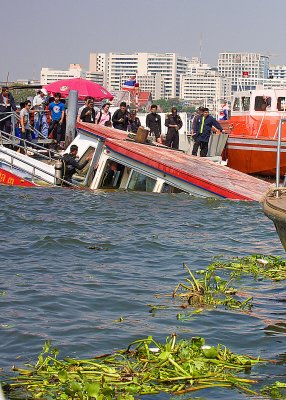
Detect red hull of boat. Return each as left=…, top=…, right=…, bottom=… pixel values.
left=225, top=136, right=286, bottom=176
left=0, top=168, right=36, bottom=187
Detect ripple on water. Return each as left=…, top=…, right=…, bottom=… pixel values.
left=0, top=187, right=285, bottom=399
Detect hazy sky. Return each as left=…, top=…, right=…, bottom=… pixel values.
left=2, top=0, right=286, bottom=82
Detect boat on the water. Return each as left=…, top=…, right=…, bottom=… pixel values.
left=0, top=119, right=271, bottom=200
left=262, top=187, right=286, bottom=250
left=220, top=88, right=286, bottom=176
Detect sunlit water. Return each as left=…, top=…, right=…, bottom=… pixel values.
left=0, top=187, right=285, bottom=399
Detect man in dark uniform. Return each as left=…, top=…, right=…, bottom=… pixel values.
left=112, top=102, right=130, bottom=131
left=146, top=104, right=161, bottom=142
left=192, top=108, right=225, bottom=157
left=165, top=107, right=183, bottom=149
left=62, top=145, right=92, bottom=185
left=0, top=86, right=17, bottom=135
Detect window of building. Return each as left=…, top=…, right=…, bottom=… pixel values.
left=127, top=171, right=156, bottom=192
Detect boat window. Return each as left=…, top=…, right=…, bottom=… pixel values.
left=277, top=97, right=286, bottom=111
left=127, top=171, right=156, bottom=192
left=99, top=160, right=124, bottom=189
left=241, top=97, right=250, bottom=111
left=233, top=97, right=240, bottom=111
left=254, top=96, right=271, bottom=111
left=162, top=183, right=187, bottom=194
left=73, top=146, right=95, bottom=180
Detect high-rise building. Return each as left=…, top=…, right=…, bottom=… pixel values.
left=218, top=52, right=269, bottom=92
left=89, top=52, right=189, bottom=98
left=180, top=70, right=231, bottom=111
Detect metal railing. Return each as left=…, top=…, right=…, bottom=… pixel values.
left=0, top=146, right=81, bottom=189
left=275, top=118, right=286, bottom=194
left=0, top=110, right=52, bottom=144
left=0, top=128, right=60, bottom=163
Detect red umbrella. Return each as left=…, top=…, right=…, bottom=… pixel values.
left=43, top=77, right=113, bottom=101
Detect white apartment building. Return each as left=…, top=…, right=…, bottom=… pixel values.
left=180, top=70, right=231, bottom=111
left=89, top=52, right=189, bottom=98
left=268, top=65, right=286, bottom=79
left=40, top=64, right=104, bottom=85
left=218, top=52, right=269, bottom=92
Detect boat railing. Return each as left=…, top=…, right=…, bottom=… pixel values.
left=0, top=111, right=53, bottom=146
left=0, top=128, right=61, bottom=164
left=275, top=118, right=286, bottom=194
left=0, top=146, right=81, bottom=189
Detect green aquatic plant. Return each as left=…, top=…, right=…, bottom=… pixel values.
left=172, top=263, right=253, bottom=311
left=2, top=335, right=264, bottom=399
left=260, top=381, right=286, bottom=398
left=209, top=255, right=286, bottom=281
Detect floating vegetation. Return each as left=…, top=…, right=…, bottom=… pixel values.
left=209, top=255, right=286, bottom=281
left=2, top=335, right=265, bottom=399
left=260, top=381, right=286, bottom=399
left=172, top=263, right=253, bottom=311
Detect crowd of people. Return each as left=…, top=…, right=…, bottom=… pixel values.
left=0, top=85, right=224, bottom=157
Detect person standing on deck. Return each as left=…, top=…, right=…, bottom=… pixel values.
left=112, top=102, right=129, bottom=131
left=80, top=98, right=96, bottom=123
left=191, top=106, right=204, bottom=135
left=165, top=107, right=183, bottom=149
left=0, top=86, right=17, bottom=135
left=95, top=102, right=112, bottom=126
left=146, top=104, right=161, bottom=143
left=32, top=88, right=49, bottom=137
left=128, top=110, right=141, bottom=133
left=192, top=107, right=225, bottom=157
left=48, top=93, right=65, bottom=146
left=19, top=100, right=32, bottom=152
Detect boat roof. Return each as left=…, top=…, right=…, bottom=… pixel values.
left=77, top=122, right=271, bottom=201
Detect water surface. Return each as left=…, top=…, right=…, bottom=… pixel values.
left=0, top=187, right=285, bottom=399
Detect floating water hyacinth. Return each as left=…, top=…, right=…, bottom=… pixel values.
left=209, top=255, right=286, bottom=281
left=2, top=335, right=266, bottom=399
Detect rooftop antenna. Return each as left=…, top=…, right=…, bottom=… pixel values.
left=199, top=33, right=203, bottom=65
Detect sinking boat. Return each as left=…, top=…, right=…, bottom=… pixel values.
left=0, top=118, right=271, bottom=200
left=221, top=88, right=286, bottom=176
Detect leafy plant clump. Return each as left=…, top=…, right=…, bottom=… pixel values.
left=2, top=335, right=264, bottom=399
left=210, top=255, right=286, bottom=281
left=260, top=381, right=286, bottom=398
left=172, top=263, right=253, bottom=311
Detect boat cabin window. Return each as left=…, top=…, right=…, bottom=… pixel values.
left=241, top=96, right=250, bottom=111
left=127, top=171, right=156, bottom=192
left=73, top=146, right=95, bottom=181
left=99, top=160, right=124, bottom=189
left=254, top=96, right=271, bottom=111
left=277, top=97, right=286, bottom=111
left=162, top=183, right=187, bottom=194
left=233, top=97, right=240, bottom=111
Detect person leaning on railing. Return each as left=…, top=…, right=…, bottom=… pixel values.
left=0, top=86, right=17, bottom=135
left=19, top=101, right=33, bottom=153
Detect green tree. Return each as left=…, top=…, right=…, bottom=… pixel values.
left=9, top=84, right=36, bottom=105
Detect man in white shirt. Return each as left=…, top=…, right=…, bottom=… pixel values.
left=32, top=88, right=48, bottom=137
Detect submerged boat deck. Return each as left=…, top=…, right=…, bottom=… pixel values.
left=77, top=122, right=271, bottom=201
